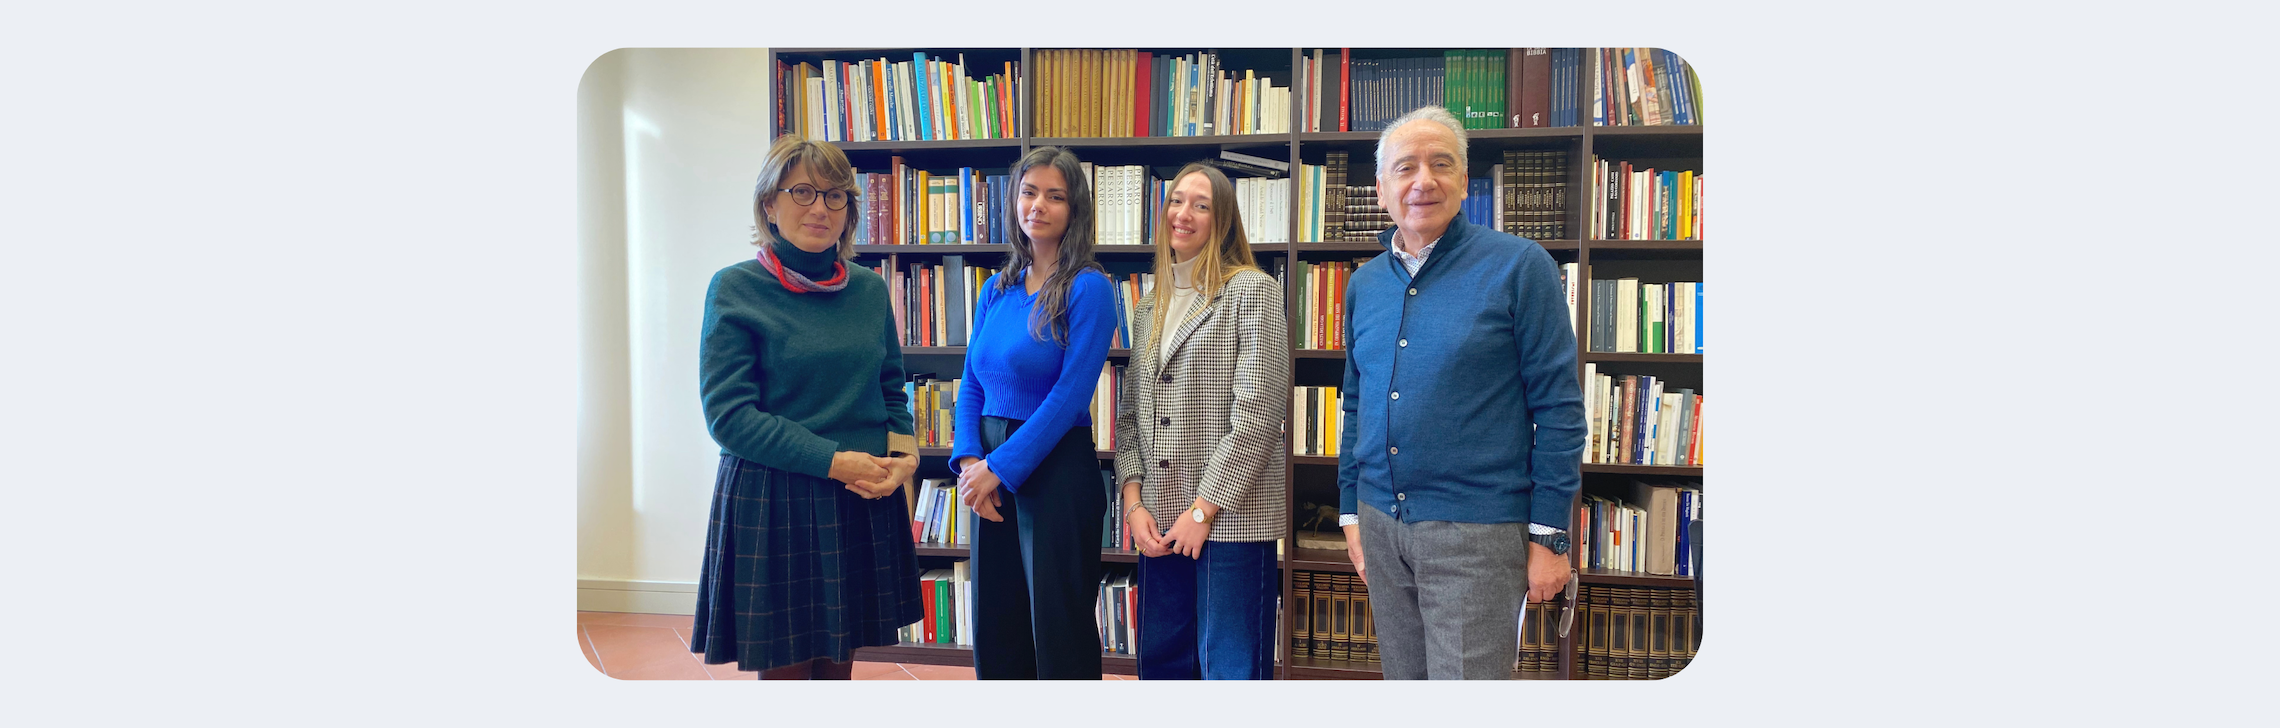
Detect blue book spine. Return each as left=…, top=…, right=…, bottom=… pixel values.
left=958, top=167, right=974, bottom=245
left=913, top=52, right=935, bottom=141
left=1675, top=491, right=1692, bottom=576
left=1694, top=281, right=1702, bottom=354
left=881, top=60, right=899, bottom=141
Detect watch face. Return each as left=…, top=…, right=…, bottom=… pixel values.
left=1191, top=509, right=1205, bottom=523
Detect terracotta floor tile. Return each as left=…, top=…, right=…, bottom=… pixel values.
left=580, top=626, right=604, bottom=674
left=850, top=661, right=904, bottom=680
left=578, top=611, right=694, bottom=629
left=856, top=666, right=916, bottom=680
left=585, top=624, right=708, bottom=680
left=900, top=664, right=976, bottom=680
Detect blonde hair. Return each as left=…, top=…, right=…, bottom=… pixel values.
left=750, top=134, right=861, bottom=259
left=1146, top=163, right=1259, bottom=351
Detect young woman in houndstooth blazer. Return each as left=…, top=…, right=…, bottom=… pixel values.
left=1113, top=162, right=1294, bottom=680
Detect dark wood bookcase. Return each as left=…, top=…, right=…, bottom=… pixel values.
left=766, top=47, right=1703, bottom=680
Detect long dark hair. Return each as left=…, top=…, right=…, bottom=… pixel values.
left=1001, top=146, right=1103, bottom=347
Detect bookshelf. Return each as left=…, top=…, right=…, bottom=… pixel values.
left=768, top=47, right=1702, bottom=680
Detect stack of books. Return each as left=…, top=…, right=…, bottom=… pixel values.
left=1588, top=48, right=1701, bottom=127
left=1581, top=366, right=1704, bottom=467
left=1577, top=584, right=1698, bottom=679
left=1034, top=50, right=1288, bottom=138
left=1588, top=157, right=1702, bottom=241
left=1290, top=385, right=1345, bottom=456
left=1290, top=571, right=1375, bottom=662
left=778, top=53, right=1019, bottom=143
left=1578, top=480, right=1701, bottom=575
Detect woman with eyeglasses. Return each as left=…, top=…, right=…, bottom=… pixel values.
left=1112, top=162, right=1291, bottom=679
left=689, top=135, right=922, bottom=680
left=952, top=146, right=1118, bottom=679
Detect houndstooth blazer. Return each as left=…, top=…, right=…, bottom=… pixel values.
left=1113, top=267, right=1292, bottom=542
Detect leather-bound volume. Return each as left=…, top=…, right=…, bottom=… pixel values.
left=1329, top=574, right=1352, bottom=661
left=1293, top=572, right=1314, bottom=658
left=1311, top=572, right=1332, bottom=658
left=1519, top=48, right=1551, bottom=128
left=1648, top=588, right=1673, bottom=679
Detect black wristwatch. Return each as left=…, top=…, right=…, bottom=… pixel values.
left=1528, top=530, right=1571, bottom=555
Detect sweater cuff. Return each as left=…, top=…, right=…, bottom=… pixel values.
left=792, top=437, right=840, bottom=481
left=886, top=431, right=918, bottom=457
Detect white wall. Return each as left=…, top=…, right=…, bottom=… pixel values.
left=577, top=48, right=774, bottom=613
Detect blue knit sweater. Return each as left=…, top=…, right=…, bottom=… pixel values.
left=950, top=269, right=1117, bottom=493
left=1336, top=216, right=1586, bottom=529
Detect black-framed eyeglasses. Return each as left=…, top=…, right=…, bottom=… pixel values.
left=776, top=184, right=853, bottom=211
left=1525, top=570, right=1582, bottom=643
left=1552, top=569, right=1580, bottom=639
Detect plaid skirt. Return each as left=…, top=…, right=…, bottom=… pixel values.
left=690, top=454, right=923, bottom=672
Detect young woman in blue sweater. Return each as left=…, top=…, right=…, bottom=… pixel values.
left=950, top=146, right=1118, bottom=679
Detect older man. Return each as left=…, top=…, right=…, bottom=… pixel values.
left=1335, top=105, right=1587, bottom=679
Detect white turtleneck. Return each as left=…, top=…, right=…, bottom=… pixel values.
left=1157, top=254, right=1205, bottom=362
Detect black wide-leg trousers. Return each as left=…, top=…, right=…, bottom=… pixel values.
left=970, top=415, right=1105, bottom=680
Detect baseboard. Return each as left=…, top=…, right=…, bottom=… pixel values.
left=577, top=578, right=697, bottom=615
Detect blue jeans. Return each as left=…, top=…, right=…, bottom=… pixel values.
left=1136, top=540, right=1278, bottom=680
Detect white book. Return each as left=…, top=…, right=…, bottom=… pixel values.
left=1643, top=379, right=1664, bottom=464
left=1615, top=278, right=1639, bottom=353
left=1560, top=262, right=1580, bottom=335
left=806, top=78, right=825, bottom=142
left=1657, top=392, right=1682, bottom=464
left=1582, top=363, right=1598, bottom=463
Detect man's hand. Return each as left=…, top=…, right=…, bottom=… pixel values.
left=1526, top=541, right=1568, bottom=602
left=1343, top=521, right=1366, bottom=586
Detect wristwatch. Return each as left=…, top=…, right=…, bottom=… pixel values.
left=1528, top=530, right=1571, bottom=555
left=1191, top=507, right=1210, bottom=523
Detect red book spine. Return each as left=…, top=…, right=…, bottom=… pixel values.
left=1338, top=49, right=1351, bottom=132
left=1135, top=51, right=1152, bottom=137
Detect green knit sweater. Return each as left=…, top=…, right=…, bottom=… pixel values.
left=698, top=238, right=913, bottom=479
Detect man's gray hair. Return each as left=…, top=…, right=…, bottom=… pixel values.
left=1374, top=105, right=1469, bottom=173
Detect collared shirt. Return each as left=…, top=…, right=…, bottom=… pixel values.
left=1339, top=226, right=1563, bottom=537
left=1389, top=235, right=1440, bottom=277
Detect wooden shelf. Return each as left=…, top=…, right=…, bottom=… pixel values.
left=827, top=138, right=1025, bottom=153
left=850, top=642, right=1140, bottom=675
left=1588, top=124, right=1702, bottom=137
left=1578, top=567, right=1695, bottom=587
left=1289, top=548, right=1356, bottom=574
left=1586, top=239, right=1702, bottom=252
left=1584, top=352, right=1702, bottom=364
left=1290, top=454, right=1338, bottom=466
left=1285, top=655, right=1383, bottom=679
left=1292, top=349, right=1347, bottom=359
left=1291, top=241, right=1384, bottom=253
left=1582, top=463, right=1703, bottom=476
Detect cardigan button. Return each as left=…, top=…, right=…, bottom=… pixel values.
left=1390, top=392, right=1399, bottom=400
left=1389, top=446, right=1398, bottom=455
left=1408, top=288, right=1417, bottom=296
left=1399, top=339, right=1407, bottom=347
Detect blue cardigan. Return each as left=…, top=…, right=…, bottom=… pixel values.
left=1336, top=216, right=1586, bottom=529
left=950, top=268, right=1117, bottom=493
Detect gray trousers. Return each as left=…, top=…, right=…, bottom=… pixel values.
left=1359, top=504, right=1529, bottom=679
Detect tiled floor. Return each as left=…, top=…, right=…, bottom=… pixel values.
left=577, top=612, right=1133, bottom=680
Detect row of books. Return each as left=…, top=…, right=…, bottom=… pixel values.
left=909, top=378, right=960, bottom=448
left=1516, top=598, right=1564, bottom=676
left=1291, top=571, right=1375, bottom=662
left=1301, top=149, right=1570, bottom=244
left=778, top=54, right=1019, bottom=144
left=1577, top=584, right=1700, bottom=679
left=1584, top=366, right=1704, bottom=467
left=910, top=478, right=975, bottom=546
left=1581, top=480, right=1702, bottom=575
left=1035, top=50, right=1290, bottom=139
left=1586, top=278, right=1703, bottom=355
left=1590, top=48, right=1702, bottom=127
left=1281, top=257, right=1370, bottom=350
left=1589, top=157, right=1702, bottom=241
left=851, top=159, right=1005, bottom=246
left=1290, top=386, right=1345, bottom=456
left=1086, top=364, right=1126, bottom=452
left=1095, top=566, right=1139, bottom=655
left=896, top=564, right=973, bottom=646
left=872, top=257, right=999, bottom=347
